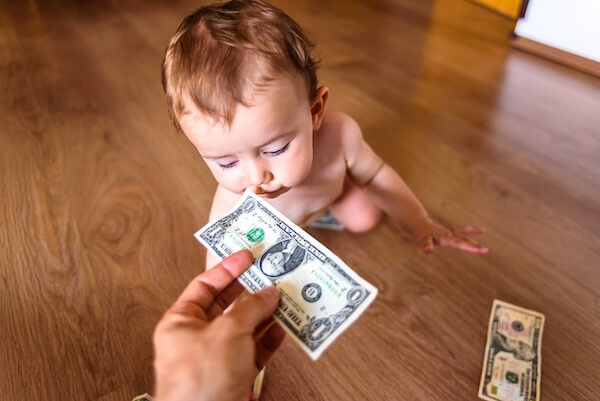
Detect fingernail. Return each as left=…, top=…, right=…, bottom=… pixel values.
left=264, top=286, right=279, bottom=298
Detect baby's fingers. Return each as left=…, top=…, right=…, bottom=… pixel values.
left=452, top=226, right=485, bottom=235
left=421, top=235, right=435, bottom=254
left=440, top=235, right=488, bottom=254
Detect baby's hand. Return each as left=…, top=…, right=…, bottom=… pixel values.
left=411, top=216, right=488, bottom=254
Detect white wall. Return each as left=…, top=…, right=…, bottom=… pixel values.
left=515, top=0, right=600, bottom=62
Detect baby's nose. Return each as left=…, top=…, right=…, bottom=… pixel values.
left=247, top=160, right=273, bottom=186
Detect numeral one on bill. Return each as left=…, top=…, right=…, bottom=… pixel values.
left=479, top=300, right=545, bottom=401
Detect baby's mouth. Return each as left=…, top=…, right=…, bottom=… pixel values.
left=252, top=186, right=290, bottom=198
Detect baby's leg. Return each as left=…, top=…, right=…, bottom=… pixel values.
left=329, top=177, right=382, bottom=233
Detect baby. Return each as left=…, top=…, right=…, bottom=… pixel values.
left=161, top=0, right=488, bottom=268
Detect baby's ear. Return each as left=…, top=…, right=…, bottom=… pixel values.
left=311, top=86, right=329, bottom=131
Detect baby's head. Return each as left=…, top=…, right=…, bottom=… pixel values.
left=162, top=0, right=328, bottom=197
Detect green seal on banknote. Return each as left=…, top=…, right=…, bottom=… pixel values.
left=505, top=371, right=518, bottom=384
left=247, top=227, right=265, bottom=243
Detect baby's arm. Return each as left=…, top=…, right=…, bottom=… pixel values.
left=340, top=116, right=428, bottom=233
left=340, top=114, right=487, bottom=254
left=205, top=186, right=243, bottom=269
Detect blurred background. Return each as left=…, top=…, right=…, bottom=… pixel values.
left=1, top=0, right=599, bottom=400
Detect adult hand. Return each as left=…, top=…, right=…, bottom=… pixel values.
left=153, top=250, right=286, bottom=401
left=411, top=216, right=489, bottom=254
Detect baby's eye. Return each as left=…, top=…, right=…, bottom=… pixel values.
left=218, top=160, right=238, bottom=170
left=263, top=142, right=290, bottom=157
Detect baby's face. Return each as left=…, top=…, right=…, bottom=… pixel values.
left=179, top=74, right=322, bottom=198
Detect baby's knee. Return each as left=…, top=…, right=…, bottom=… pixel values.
left=344, top=207, right=382, bottom=233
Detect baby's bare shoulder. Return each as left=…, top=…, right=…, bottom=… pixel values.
left=321, top=111, right=366, bottom=157
left=322, top=111, right=361, bottom=136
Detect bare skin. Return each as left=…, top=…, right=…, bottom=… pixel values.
left=153, top=251, right=285, bottom=401
left=177, top=73, right=488, bottom=269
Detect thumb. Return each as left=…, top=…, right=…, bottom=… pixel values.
left=226, top=287, right=280, bottom=330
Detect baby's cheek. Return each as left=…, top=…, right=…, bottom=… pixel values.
left=227, top=175, right=247, bottom=192
left=210, top=168, right=245, bottom=192
left=297, top=148, right=314, bottom=179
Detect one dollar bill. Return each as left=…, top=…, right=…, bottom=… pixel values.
left=132, top=393, right=152, bottom=401
left=479, top=300, right=545, bottom=401
left=195, top=190, right=378, bottom=360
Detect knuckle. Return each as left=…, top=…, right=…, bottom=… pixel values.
left=220, top=314, right=245, bottom=332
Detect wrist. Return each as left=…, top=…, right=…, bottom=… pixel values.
left=405, top=213, right=430, bottom=237
left=154, top=363, right=207, bottom=401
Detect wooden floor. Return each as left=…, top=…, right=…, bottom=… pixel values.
left=1, top=0, right=599, bottom=400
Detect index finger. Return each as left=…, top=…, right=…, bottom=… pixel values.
left=176, top=250, right=254, bottom=312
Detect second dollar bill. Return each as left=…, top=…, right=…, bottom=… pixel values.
left=195, top=190, right=378, bottom=360
left=479, top=300, right=545, bottom=401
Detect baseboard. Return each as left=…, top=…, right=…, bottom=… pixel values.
left=511, top=35, right=600, bottom=79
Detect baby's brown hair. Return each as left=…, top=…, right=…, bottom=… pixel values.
left=162, top=0, right=319, bottom=131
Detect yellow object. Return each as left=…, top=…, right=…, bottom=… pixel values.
left=470, top=0, right=523, bottom=18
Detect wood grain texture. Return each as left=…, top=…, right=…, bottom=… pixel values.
left=1, top=0, right=599, bottom=400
